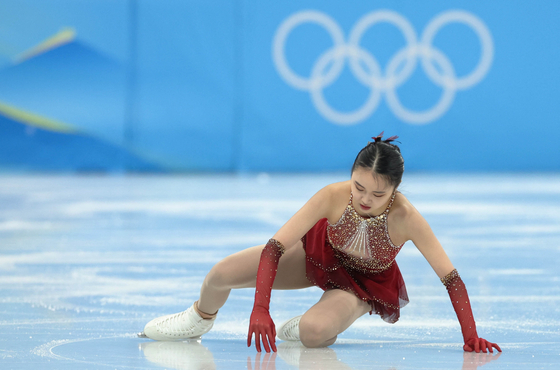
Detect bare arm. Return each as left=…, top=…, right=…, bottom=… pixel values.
left=401, top=201, right=501, bottom=353
left=271, top=183, right=339, bottom=250
left=403, top=205, right=455, bottom=278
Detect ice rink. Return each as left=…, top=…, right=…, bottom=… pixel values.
left=1, top=173, right=559, bottom=369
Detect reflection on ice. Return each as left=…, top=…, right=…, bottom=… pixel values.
left=139, top=339, right=502, bottom=370
left=247, top=352, right=277, bottom=370
left=461, top=351, right=501, bottom=370
left=276, top=342, right=354, bottom=369
left=140, top=340, right=216, bottom=370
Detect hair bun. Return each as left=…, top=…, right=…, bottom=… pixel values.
left=372, top=131, right=399, bottom=144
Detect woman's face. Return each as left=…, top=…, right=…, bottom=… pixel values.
left=351, top=167, right=395, bottom=216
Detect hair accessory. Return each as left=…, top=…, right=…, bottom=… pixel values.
left=372, top=131, right=399, bottom=144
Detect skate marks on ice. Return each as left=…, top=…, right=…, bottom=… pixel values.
left=31, top=334, right=139, bottom=366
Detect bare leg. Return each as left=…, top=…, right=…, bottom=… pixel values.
left=298, top=289, right=371, bottom=348
left=197, top=241, right=311, bottom=314
left=140, top=243, right=307, bottom=341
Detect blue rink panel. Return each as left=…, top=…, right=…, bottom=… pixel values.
left=1, top=1, right=560, bottom=172
left=0, top=174, right=559, bottom=369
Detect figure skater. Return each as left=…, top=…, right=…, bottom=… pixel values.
left=140, top=132, right=502, bottom=354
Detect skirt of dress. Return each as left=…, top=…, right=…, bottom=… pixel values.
left=302, top=218, right=409, bottom=324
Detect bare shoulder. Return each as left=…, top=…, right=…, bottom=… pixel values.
left=390, top=192, right=416, bottom=220
left=390, top=192, right=426, bottom=239
left=316, top=180, right=352, bottom=222
left=315, top=180, right=349, bottom=198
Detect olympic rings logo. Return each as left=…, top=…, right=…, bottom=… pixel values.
left=272, top=10, right=494, bottom=125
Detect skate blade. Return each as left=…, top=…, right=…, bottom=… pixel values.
left=182, top=336, right=202, bottom=342
left=137, top=332, right=148, bottom=338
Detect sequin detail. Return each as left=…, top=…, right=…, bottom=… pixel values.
left=326, top=191, right=403, bottom=273
left=267, top=238, right=286, bottom=256
left=306, top=255, right=341, bottom=272
left=253, top=238, right=285, bottom=311
left=444, top=272, right=479, bottom=343
left=306, top=272, right=401, bottom=310
left=440, top=268, right=460, bottom=287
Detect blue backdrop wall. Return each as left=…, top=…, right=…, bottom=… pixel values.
left=0, top=0, right=558, bottom=172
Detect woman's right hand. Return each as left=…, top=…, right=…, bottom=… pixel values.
left=247, top=306, right=277, bottom=353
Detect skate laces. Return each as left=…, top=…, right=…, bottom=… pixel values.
left=280, top=316, right=301, bottom=341
left=157, top=309, right=201, bottom=335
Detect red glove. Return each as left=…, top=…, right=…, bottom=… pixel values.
left=247, top=239, right=285, bottom=353
left=442, top=269, right=502, bottom=353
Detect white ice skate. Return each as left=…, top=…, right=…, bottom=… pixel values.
left=140, top=303, right=216, bottom=341
left=277, top=315, right=302, bottom=341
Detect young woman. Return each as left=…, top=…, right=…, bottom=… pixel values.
left=140, top=133, right=502, bottom=354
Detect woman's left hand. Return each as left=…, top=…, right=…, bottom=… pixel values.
left=464, top=337, right=502, bottom=353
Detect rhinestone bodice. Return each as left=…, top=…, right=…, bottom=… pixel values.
left=326, top=191, right=403, bottom=273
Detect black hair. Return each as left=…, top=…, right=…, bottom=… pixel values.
left=351, top=140, right=404, bottom=188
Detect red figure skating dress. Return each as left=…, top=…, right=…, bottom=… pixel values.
left=302, top=191, right=409, bottom=323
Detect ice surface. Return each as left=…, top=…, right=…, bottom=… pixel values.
left=1, top=173, right=559, bottom=369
